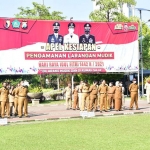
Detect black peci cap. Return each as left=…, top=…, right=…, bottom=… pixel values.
left=53, top=22, right=60, bottom=26
left=68, top=22, right=75, bottom=28
left=84, top=23, right=91, bottom=28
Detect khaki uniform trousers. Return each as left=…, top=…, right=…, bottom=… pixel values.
left=9, top=102, right=14, bottom=115
left=78, top=93, right=82, bottom=108
left=115, top=98, right=122, bottom=111
left=89, top=94, right=97, bottom=111
left=66, top=96, right=72, bottom=109
left=24, top=98, right=28, bottom=116
left=73, top=95, right=78, bottom=110
left=100, top=94, right=107, bottom=111
left=108, top=94, right=115, bottom=109
left=81, top=93, right=90, bottom=111
left=14, top=97, right=18, bottom=115
left=18, top=97, right=28, bottom=117
left=1, top=101, right=10, bottom=118
left=130, top=92, right=138, bottom=109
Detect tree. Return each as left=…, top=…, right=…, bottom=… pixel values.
left=89, top=0, right=136, bottom=22
left=15, top=2, right=66, bottom=20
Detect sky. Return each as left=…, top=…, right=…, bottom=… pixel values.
left=0, top=0, right=150, bottom=22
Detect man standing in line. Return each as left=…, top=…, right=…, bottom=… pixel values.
left=120, top=81, right=125, bottom=109
left=72, top=85, right=79, bottom=110
left=129, top=78, right=139, bottom=110
left=107, top=82, right=115, bottom=110
left=89, top=81, right=98, bottom=112
left=144, top=79, right=150, bottom=104
left=63, top=83, right=72, bottom=110
left=78, top=80, right=84, bottom=109
left=0, top=82, right=10, bottom=118
left=16, top=81, right=28, bottom=118
left=98, top=80, right=108, bottom=113
left=12, top=83, right=20, bottom=116
left=80, top=80, right=90, bottom=111
left=114, top=81, right=122, bottom=111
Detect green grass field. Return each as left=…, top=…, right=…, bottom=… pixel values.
left=1, top=114, right=150, bottom=150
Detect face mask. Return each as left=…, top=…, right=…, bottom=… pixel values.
left=54, top=29, right=59, bottom=33
left=120, top=84, right=122, bottom=86
left=68, top=28, right=74, bottom=34
left=133, top=81, right=136, bottom=83
left=85, top=29, right=90, bottom=34
left=109, top=84, right=112, bottom=87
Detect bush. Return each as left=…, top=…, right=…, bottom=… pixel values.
left=28, top=85, right=43, bottom=93
left=50, top=93, right=58, bottom=100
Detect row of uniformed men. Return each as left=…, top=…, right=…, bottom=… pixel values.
left=0, top=81, right=28, bottom=118
left=64, top=78, right=138, bottom=112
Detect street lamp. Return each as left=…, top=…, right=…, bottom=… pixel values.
left=135, top=8, right=150, bottom=97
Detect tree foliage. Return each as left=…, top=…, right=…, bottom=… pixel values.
left=15, top=2, right=66, bottom=20
left=89, top=0, right=136, bottom=22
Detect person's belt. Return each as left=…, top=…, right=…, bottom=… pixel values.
left=131, top=91, right=137, bottom=92
left=18, top=95, right=26, bottom=97
left=100, top=93, right=106, bottom=94
left=82, top=92, right=89, bottom=93
left=108, top=93, right=114, bottom=94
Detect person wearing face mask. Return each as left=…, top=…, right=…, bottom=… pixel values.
left=47, top=22, right=63, bottom=45
left=79, top=23, right=95, bottom=44
left=119, top=81, right=125, bottom=109
left=0, top=82, right=10, bottom=118
left=98, top=79, right=108, bottom=112
left=108, top=82, right=115, bottom=110
left=64, top=22, right=79, bottom=44
left=16, top=81, right=29, bottom=118
left=144, top=79, right=150, bottom=104
left=129, top=78, right=139, bottom=110
left=114, top=81, right=122, bottom=111
left=80, top=80, right=90, bottom=111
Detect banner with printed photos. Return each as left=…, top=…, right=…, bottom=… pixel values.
left=0, top=18, right=138, bottom=74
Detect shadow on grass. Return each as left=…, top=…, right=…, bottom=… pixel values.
left=39, top=99, right=65, bottom=105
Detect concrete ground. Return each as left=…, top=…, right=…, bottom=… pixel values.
left=5, top=99, right=150, bottom=124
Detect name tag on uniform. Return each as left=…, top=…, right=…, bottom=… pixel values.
left=0, top=118, right=7, bottom=125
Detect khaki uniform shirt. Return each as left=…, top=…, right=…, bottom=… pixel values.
left=89, top=84, right=98, bottom=95
left=114, top=86, right=122, bottom=99
left=0, top=87, right=9, bottom=102
left=64, top=87, right=72, bottom=98
left=16, top=86, right=28, bottom=97
left=108, top=86, right=115, bottom=94
left=82, top=84, right=90, bottom=93
left=129, top=83, right=138, bottom=92
left=98, top=84, right=108, bottom=94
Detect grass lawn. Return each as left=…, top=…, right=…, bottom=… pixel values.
left=1, top=114, right=150, bottom=150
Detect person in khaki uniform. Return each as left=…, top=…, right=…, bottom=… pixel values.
left=78, top=81, right=83, bottom=109
left=89, top=81, right=98, bottom=111
left=108, top=82, right=115, bottom=109
left=63, top=83, right=72, bottom=110
left=81, top=80, right=90, bottom=111
left=144, top=79, right=150, bottom=104
left=129, top=78, right=139, bottom=110
left=12, top=83, right=20, bottom=116
left=0, top=82, right=10, bottom=118
left=9, top=85, right=15, bottom=116
left=98, top=80, right=108, bottom=112
left=72, top=86, right=79, bottom=110
left=114, top=81, right=122, bottom=111
left=16, top=81, right=28, bottom=118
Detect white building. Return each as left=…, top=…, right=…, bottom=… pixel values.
left=92, top=0, right=135, bottom=17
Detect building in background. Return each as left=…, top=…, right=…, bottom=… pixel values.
left=92, top=0, right=135, bottom=18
